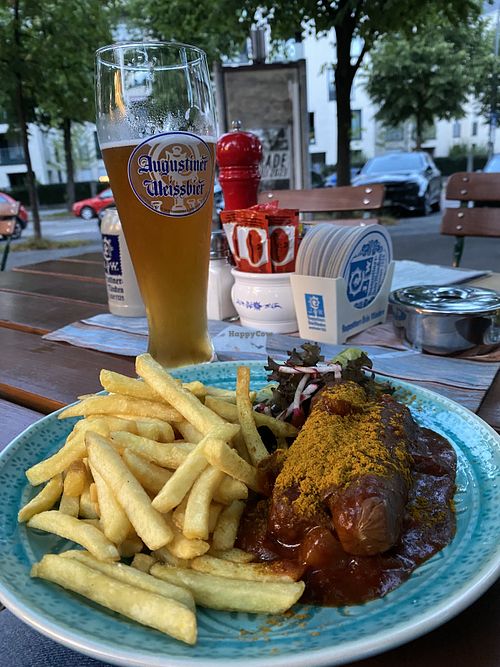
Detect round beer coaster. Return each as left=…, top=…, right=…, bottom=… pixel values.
left=319, top=226, right=347, bottom=277
left=327, top=226, right=359, bottom=279
left=309, top=224, right=334, bottom=276
left=340, top=225, right=393, bottom=309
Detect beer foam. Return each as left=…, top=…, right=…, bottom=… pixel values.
left=100, top=135, right=217, bottom=150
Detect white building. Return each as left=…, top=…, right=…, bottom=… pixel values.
left=0, top=120, right=106, bottom=191
left=304, top=5, right=500, bottom=171
left=1, top=5, right=498, bottom=192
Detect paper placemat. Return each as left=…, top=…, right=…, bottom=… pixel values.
left=390, top=260, right=488, bottom=292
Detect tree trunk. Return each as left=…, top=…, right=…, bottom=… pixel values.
left=63, top=118, right=75, bottom=210
left=13, top=0, right=41, bottom=238
left=335, top=24, right=355, bottom=186
left=415, top=113, right=423, bottom=150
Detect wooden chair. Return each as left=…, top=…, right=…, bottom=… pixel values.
left=257, top=185, right=385, bottom=226
left=0, top=213, right=16, bottom=272
left=441, top=172, right=500, bottom=267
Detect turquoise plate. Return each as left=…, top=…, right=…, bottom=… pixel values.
left=0, top=361, right=499, bottom=667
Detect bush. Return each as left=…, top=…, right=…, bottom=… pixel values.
left=433, top=155, right=488, bottom=176
left=6, top=181, right=101, bottom=206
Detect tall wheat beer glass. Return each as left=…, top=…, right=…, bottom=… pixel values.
left=95, top=42, right=216, bottom=367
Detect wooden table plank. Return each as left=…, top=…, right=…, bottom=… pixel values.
left=0, top=399, right=43, bottom=451
left=64, top=252, right=102, bottom=263
left=13, top=259, right=105, bottom=283
left=0, top=271, right=107, bottom=305
left=0, top=291, right=106, bottom=335
left=0, top=328, right=134, bottom=413
left=467, top=272, right=500, bottom=292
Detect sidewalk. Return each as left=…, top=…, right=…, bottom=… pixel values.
left=5, top=242, right=102, bottom=269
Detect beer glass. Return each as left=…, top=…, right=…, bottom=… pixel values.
left=95, top=42, right=216, bottom=367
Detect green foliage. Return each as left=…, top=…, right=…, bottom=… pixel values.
left=434, top=155, right=487, bottom=175
left=470, top=24, right=500, bottom=123
left=448, top=142, right=488, bottom=158
left=36, top=1, right=114, bottom=128
left=126, top=0, right=248, bottom=63
left=0, top=1, right=113, bottom=128
left=365, top=12, right=486, bottom=146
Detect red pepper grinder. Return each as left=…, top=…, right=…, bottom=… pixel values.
left=216, top=120, right=263, bottom=210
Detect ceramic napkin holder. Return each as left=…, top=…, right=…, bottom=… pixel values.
left=290, top=261, right=394, bottom=344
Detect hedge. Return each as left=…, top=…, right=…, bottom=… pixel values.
left=6, top=181, right=103, bottom=206
left=434, top=155, right=488, bottom=176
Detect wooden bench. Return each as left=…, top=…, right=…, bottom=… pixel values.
left=441, top=172, right=500, bottom=266
left=257, top=184, right=385, bottom=226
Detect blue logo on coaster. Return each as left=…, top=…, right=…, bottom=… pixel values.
left=343, top=231, right=391, bottom=309
left=305, top=293, right=326, bottom=331
left=102, top=234, right=122, bottom=276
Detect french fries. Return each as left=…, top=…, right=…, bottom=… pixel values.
left=183, top=466, right=225, bottom=540
left=58, top=394, right=183, bottom=423
left=236, top=366, right=269, bottom=465
left=19, top=357, right=305, bottom=646
left=110, top=431, right=192, bottom=467
left=60, top=550, right=194, bottom=610
left=33, top=554, right=197, bottom=644
left=18, top=475, right=63, bottom=522
left=190, top=554, right=301, bottom=582
left=211, top=499, right=246, bottom=551
left=86, top=432, right=172, bottom=550
left=27, top=511, right=119, bottom=561
left=150, top=564, right=305, bottom=614
left=136, top=353, right=226, bottom=435
left=203, top=439, right=259, bottom=491
left=205, top=395, right=298, bottom=439
left=151, top=423, right=239, bottom=513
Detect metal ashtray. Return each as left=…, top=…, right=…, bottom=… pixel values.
left=389, top=285, right=500, bottom=354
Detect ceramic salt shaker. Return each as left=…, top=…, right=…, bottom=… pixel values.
left=207, top=230, right=237, bottom=320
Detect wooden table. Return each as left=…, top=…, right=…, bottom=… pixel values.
left=0, top=252, right=498, bottom=667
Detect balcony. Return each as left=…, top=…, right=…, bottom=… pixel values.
left=0, top=145, right=24, bottom=166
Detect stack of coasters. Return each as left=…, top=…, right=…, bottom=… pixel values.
left=291, top=223, right=394, bottom=343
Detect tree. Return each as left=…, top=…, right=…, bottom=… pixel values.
left=125, top=1, right=482, bottom=185
left=0, top=2, right=114, bottom=238
left=37, top=1, right=114, bottom=210
left=126, top=0, right=248, bottom=63
left=364, top=15, right=486, bottom=149
left=239, top=1, right=482, bottom=185
left=469, top=21, right=500, bottom=155
left=0, top=0, right=45, bottom=237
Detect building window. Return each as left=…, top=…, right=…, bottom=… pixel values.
left=385, top=125, right=404, bottom=142
left=452, top=121, right=461, bottom=139
left=327, top=67, right=336, bottom=102
left=472, top=120, right=478, bottom=136
left=351, top=110, right=362, bottom=141
left=309, top=112, right=316, bottom=145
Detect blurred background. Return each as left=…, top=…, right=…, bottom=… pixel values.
left=1, top=0, right=499, bottom=271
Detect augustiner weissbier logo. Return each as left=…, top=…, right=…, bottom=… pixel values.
left=127, top=131, right=213, bottom=217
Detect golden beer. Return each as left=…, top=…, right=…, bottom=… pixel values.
left=101, top=138, right=215, bottom=368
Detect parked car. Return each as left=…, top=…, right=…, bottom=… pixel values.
left=483, top=154, right=500, bottom=173
left=323, top=168, right=361, bottom=187
left=93, top=182, right=225, bottom=226
left=353, top=152, right=442, bottom=216
left=0, top=192, right=29, bottom=239
left=72, top=188, right=114, bottom=220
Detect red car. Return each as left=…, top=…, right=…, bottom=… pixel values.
left=72, top=187, right=114, bottom=220
left=0, top=191, right=29, bottom=239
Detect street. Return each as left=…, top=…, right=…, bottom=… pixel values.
left=5, top=207, right=500, bottom=272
